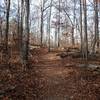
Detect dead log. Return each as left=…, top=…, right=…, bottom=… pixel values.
left=72, top=52, right=82, bottom=58
left=58, top=51, right=82, bottom=58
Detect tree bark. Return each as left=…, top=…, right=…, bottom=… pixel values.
left=22, top=0, right=30, bottom=65
left=5, top=0, right=10, bottom=52
left=92, top=0, right=99, bottom=53
left=72, top=0, right=76, bottom=46
left=80, top=0, right=83, bottom=55
left=20, top=0, right=24, bottom=60
left=0, top=18, right=2, bottom=43
left=48, top=0, right=53, bottom=52
left=17, top=0, right=20, bottom=51
left=40, top=0, right=45, bottom=46
left=58, top=0, right=61, bottom=47
left=83, top=0, right=88, bottom=61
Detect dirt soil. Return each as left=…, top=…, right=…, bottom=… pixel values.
left=0, top=50, right=100, bottom=100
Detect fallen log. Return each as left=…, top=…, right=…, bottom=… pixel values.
left=57, top=51, right=82, bottom=58
left=72, top=52, right=82, bottom=58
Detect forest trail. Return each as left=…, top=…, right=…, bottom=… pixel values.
left=34, top=52, right=74, bottom=99
left=0, top=52, right=100, bottom=100
left=33, top=52, right=99, bottom=100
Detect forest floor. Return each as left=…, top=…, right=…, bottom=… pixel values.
left=0, top=48, right=100, bottom=100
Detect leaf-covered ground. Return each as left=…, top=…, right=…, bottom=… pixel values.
left=0, top=48, right=100, bottom=100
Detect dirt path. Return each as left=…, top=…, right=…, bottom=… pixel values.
left=0, top=52, right=99, bottom=100
left=33, top=52, right=100, bottom=100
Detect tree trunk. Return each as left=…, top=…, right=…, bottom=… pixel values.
left=71, top=26, right=75, bottom=46
left=22, top=0, right=30, bottom=66
left=4, top=0, right=10, bottom=64
left=40, top=7, right=43, bottom=46
left=92, top=0, right=99, bottom=53
left=0, top=18, right=2, bottom=43
left=95, top=0, right=99, bottom=49
left=83, top=0, right=88, bottom=61
left=20, top=0, right=24, bottom=60
left=40, top=0, right=45, bottom=46
left=72, top=0, right=76, bottom=46
left=80, top=0, right=84, bottom=56
left=48, top=0, right=52, bottom=52
left=17, top=0, right=20, bottom=51
left=58, top=0, right=61, bottom=47
left=5, top=0, right=10, bottom=52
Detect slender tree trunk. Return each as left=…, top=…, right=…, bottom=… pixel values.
left=83, top=0, right=88, bottom=61
left=92, top=0, right=99, bottom=53
left=4, top=0, right=10, bottom=64
left=72, top=0, right=76, bottom=46
left=48, top=0, right=52, bottom=52
left=71, top=26, right=75, bottom=46
left=40, top=7, right=43, bottom=46
left=23, top=0, right=30, bottom=65
left=0, top=18, right=2, bottom=43
left=80, top=0, right=83, bottom=55
left=5, top=0, right=10, bottom=52
left=40, top=0, right=45, bottom=46
left=17, top=0, right=20, bottom=51
left=58, top=0, right=61, bottom=47
left=95, top=0, right=99, bottom=49
left=20, top=0, right=24, bottom=59
left=46, top=15, right=49, bottom=46
left=55, top=27, right=57, bottom=47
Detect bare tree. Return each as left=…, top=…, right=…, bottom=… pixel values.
left=80, top=0, right=83, bottom=54
left=83, top=0, right=88, bottom=60
left=5, top=0, right=10, bottom=52
left=20, top=0, right=24, bottom=60
left=22, top=0, right=30, bottom=65
left=17, top=0, right=20, bottom=50
left=48, top=0, right=53, bottom=51
left=40, top=0, right=44, bottom=46
left=0, top=16, right=3, bottom=43
left=57, top=0, right=61, bottom=47
left=92, top=0, right=99, bottom=53
left=40, top=0, right=50, bottom=46
left=72, top=0, right=76, bottom=46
